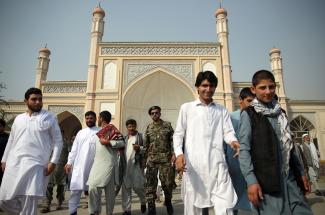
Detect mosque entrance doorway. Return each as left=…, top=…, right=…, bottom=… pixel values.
left=122, top=70, right=195, bottom=133
left=57, top=111, right=82, bottom=144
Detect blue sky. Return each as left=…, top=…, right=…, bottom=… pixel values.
left=1, top=0, right=325, bottom=100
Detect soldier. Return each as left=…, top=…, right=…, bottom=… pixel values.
left=40, top=131, right=70, bottom=213
left=144, top=106, right=176, bottom=215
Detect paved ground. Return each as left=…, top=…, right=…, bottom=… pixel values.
left=1, top=179, right=325, bottom=215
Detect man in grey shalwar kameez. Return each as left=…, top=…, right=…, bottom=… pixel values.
left=239, top=70, right=312, bottom=215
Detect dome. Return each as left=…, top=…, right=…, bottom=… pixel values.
left=215, top=7, right=227, bottom=17
left=39, top=47, right=51, bottom=55
left=269, top=47, right=281, bottom=55
left=93, top=7, right=105, bottom=17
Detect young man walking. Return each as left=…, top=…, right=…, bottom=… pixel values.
left=174, top=71, right=240, bottom=215
left=239, top=70, right=312, bottom=214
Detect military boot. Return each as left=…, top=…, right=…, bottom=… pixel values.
left=147, top=201, right=156, bottom=215
left=165, top=199, right=174, bottom=215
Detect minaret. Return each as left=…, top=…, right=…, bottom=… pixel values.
left=85, top=6, right=105, bottom=111
left=269, top=47, right=287, bottom=111
left=35, top=47, right=51, bottom=89
left=215, top=7, right=234, bottom=111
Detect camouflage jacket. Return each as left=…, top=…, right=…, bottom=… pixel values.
left=144, top=119, right=174, bottom=164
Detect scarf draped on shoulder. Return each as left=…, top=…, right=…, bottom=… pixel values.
left=97, top=124, right=123, bottom=141
left=251, top=98, right=293, bottom=175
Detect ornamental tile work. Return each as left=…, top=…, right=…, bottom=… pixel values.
left=101, top=46, right=219, bottom=56
left=48, top=105, right=84, bottom=122
left=43, top=84, right=87, bottom=94
left=123, top=61, right=194, bottom=90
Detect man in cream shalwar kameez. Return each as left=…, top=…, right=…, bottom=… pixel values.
left=121, top=119, right=146, bottom=215
left=65, top=111, right=99, bottom=215
left=87, top=111, right=125, bottom=215
left=0, top=88, right=62, bottom=215
left=174, top=71, right=239, bottom=215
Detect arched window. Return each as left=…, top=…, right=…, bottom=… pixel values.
left=290, top=115, right=315, bottom=143
left=202, top=62, right=216, bottom=75
left=103, top=62, right=117, bottom=89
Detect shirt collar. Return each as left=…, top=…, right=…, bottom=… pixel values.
left=194, top=99, right=216, bottom=106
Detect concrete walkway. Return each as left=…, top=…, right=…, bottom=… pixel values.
left=1, top=179, right=325, bottom=215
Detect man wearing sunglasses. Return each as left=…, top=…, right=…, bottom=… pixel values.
left=144, top=106, right=176, bottom=215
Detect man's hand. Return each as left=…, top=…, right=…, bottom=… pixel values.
left=1, top=162, right=6, bottom=172
left=99, top=137, right=110, bottom=146
left=247, top=183, right=263, bottom=207
left=171, top=154, right=176, bottom=165
left=230, top=141, right=240, bottom=157
left=133, top=144, right=140, bottom=152
left=302, top=175, right=311, bottom=195
left=175, top=154, right=186, bottom=175
left=64, top=164, right=72, bottom=174
left=44, top=162, right=56, bottom=176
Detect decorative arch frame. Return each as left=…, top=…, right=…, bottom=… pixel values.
left=122, top=67, right=196, bottom=99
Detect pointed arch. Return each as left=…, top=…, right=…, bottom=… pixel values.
left=122, top=69, right=195, bottom=133
left=57, top=111, right=82, bottom=142
left=123, top=67, right=196, bottom=99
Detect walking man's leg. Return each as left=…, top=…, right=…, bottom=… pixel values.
left=69, top=190, right=82, bottom=215
left=88, top=185, right=102, bottom=215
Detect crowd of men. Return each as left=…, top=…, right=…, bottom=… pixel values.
left=0, top=70, right=322, bottom=215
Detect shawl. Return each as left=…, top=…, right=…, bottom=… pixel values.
left=96, top=124, right=123, bottom=144
left=251, top=98, right=293, bottom=175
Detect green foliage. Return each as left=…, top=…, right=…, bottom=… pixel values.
left=0, top=71, right=9, bottom=123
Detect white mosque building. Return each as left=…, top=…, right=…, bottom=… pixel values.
left=2, top=6, right=325, bottom=172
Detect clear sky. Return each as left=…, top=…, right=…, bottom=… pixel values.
left=1, top=0, right=325, bottom=101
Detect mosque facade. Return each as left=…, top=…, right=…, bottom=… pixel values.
left=2, top=6, right=325, bottom=171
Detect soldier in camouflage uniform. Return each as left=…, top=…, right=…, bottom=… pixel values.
left=40, top=133, right=70, bottom=213
left=144, top=106, right=176, bottom=215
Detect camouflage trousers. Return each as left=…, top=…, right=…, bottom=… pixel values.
left=42, top=183, right=65, bottom=206
left=145, top=161, right=176, bottom=202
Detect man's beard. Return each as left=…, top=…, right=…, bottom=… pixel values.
left=27, top=104, right=42, bottom=113
left=86, top=122, right=95, bottom=128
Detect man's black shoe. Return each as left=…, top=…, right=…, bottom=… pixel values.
left=122, top=211, right=131, bottom=215
left=147, top=201, right=156, bottom=215
left=165, top=199, right=174, bottom=215
left=141, top=204, right=147, bottom=213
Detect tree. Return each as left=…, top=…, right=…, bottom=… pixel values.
left=0, top=71, right=9, bottom=120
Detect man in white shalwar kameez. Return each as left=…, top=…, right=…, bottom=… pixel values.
left=174, top=71, right=240, bottom=215
left=65, top=111, right=99, bottom=215
left=0, top=87, right=63, bottom=215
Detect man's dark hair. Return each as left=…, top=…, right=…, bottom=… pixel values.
left=239, top=87, right=255, bottom=100
left=195, top=71, right=218, bottom=87
left=99, top=111, right=112, bottom=123
left=126, top=119, right=137, bottom=127
left=252, top=70, right=275, bottom=86
left=148, top=106, right=161, bottom=115
left=24, top=87, right=42, bottom=100
left=85, top=111, right=96, bottom=118
left=0, top=119, right=6, bottom=127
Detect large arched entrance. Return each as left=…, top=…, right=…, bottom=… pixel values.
left=57, top=111, right=82, bottom=143
left=122, top=70, right=195, bottom=133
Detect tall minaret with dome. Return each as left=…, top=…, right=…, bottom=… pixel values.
left=35, top=47, right=51, bottom=89
left=269, top=47, right=288, bottom=111
left=85, top=6, right=105, bottom=111
left=215, top=7, right=234, bottom=112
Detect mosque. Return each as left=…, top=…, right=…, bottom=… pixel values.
left=2, top=6, right=325, bottom=171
